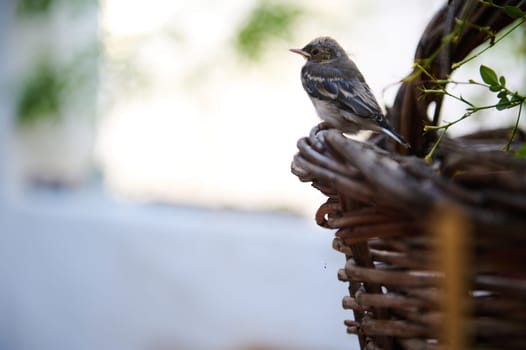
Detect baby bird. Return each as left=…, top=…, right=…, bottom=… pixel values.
left=290, top=36, right=410, bottom=148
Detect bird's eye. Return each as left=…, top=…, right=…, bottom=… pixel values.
left=311, top=48, right=320, bottom=55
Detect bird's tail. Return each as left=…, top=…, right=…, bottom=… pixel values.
left=381, top=127, right=411, bottom=149
left=373, top=114, right=410, bottom=148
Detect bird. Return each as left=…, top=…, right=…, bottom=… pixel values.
left=290, top=36, right=410, bottom=148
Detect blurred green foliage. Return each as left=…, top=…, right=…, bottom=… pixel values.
left=16, top=0, right=55, bottom=16
left=17, top=0, right=96, bottom=17
left=236, top=0, right=302, bottom=61
left=16, top=61, right=63, bottom=125
left=15, top=0, right=99, bottom=126
left=15, top=43, right=99, bottom=126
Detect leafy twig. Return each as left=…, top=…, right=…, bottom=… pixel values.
left=423, top=64, right=526, bottom=160
left=451, top=16, right=526, bottom=69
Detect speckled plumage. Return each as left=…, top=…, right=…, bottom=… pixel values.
left=291, top=36, right=410, bottom=148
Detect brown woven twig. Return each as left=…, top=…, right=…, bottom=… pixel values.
left=292, top=126, right=526, bottom=349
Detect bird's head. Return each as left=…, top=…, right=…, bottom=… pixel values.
left=290, top=36, right=346, bottom=63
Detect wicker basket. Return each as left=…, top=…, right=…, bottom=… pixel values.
left=292, top=126, right=526, bottom=349
left=291, top=2, right=526, bottom=349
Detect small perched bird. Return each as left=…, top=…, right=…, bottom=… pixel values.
left=290, top=36, right=410, bottom=148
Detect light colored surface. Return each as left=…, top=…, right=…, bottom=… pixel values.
left=0, top=190, right=356, bottom=350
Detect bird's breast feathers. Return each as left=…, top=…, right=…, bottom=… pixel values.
left=309, top=97, right=377, bottom=134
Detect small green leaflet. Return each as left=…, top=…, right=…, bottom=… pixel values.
left=503, top=6, right=526, bottom=19
left=515, top=144, right=526, bottom=159
left=480, top=65, right=499, bottom=87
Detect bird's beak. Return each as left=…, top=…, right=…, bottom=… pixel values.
left=289, top=48, right=310, bottom=58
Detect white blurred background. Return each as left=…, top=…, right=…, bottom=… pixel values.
left=1, top=0, right=525, bottom=349
left=95, top=0, right=446, bottom=213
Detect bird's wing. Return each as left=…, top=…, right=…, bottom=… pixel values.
left=302, top=69, right=382, bottom=119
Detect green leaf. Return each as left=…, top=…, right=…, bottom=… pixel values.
left=496, top=97, right=510, bottom=110
left=515, top=144, right=526, bottom=158
left=511, top=94, right=524, bottom=103
left=497, top=90, right=507, bottom=98
left=499, top=76, right=506, bottom=86
left=480, top=64, right=499, bottom=86
left=503, top=6, right=526, bottom=19
left=489, top=85, right=501, bottom=92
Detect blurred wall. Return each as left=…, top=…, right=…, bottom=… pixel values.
left=0, top=0, right=13, bottom=204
